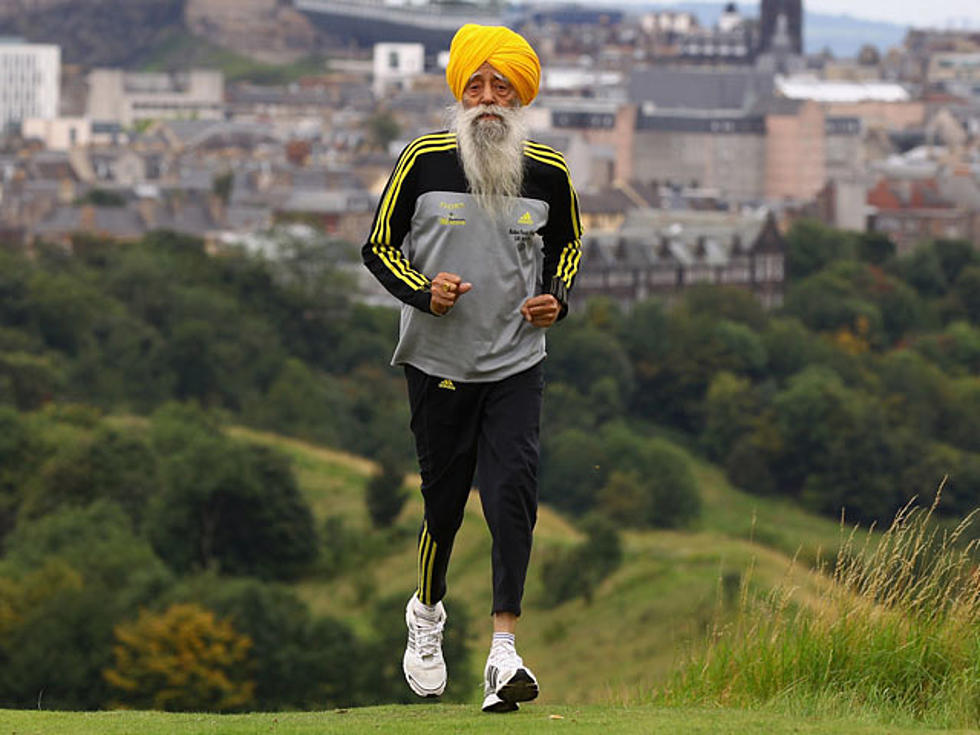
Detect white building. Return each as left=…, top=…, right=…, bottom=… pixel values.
left=0, top=40, right=60, bottom=131
left=86, top=69, right=224, bottom=127
left=372, top=43, right=424, bottom=98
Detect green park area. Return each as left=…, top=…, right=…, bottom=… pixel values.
left=1, top=223, right=980, bottom=729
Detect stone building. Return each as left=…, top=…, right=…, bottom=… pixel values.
left=575, top=208, right=786, bottom=309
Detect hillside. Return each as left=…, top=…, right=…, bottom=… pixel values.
left=0, top=0, right=185, bottom=67
left=228, top=426, right=846, bottom=706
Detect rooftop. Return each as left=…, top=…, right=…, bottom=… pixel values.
left=776, top=75, right=911, bottom=103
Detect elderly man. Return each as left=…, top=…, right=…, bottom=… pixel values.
left=362, top=23, right=581, bottom=713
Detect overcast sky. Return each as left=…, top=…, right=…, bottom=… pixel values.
left=631, top=1, right=980, bottom=29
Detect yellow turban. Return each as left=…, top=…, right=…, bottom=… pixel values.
left=446, top=24, right=541, bottom=106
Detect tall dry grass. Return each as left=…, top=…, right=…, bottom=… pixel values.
left=663, top=490, right=980, bottom=727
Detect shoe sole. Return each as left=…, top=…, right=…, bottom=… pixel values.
left=497, top=669, right=538, bottom=704
left=403, top=663, right=446, bottom=698
left=482, top=692, right=519, bottom=713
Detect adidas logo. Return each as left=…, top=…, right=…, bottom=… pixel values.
left=517, top=211, right=533, bottom=225
left=438, top=379, right=456, bottom=391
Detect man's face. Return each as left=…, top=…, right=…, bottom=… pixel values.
left=461, top=62, right=519, bottom=119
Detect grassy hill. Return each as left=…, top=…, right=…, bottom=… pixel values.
left=227, top=426, right=848, bottom=708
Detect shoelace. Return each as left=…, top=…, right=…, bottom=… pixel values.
left=415, top=615, right=445, bottom=660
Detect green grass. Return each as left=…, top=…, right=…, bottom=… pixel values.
left=0, top=704, right=970, bottom=734
left=668, top=493, right=980, bottom=728
left=139, top=30, right=326, bottom=84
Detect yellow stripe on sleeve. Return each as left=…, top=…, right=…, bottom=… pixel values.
left=372, top=243, right=429, bottom=291
left=523, top=144, right=582, bottom=240
left=557, top=239, right=583, bottom=286
left=371, top=133, right=453, bottom=244
left=372, top=134, right=457, bottom=245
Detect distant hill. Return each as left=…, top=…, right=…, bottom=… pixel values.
left=638, top=1, right=908, bottom=57
left=0, top=0, right=184, bottom=67
left=0, top=0, right=907, bottom=68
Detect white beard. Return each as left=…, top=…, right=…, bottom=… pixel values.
left=450, top=102, right=528, bottom=220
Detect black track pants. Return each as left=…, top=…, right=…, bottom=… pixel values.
left=405, top=361, right=543, bottom=617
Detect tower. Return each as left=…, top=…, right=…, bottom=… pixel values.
left=759, top=0, right=803, bottom=55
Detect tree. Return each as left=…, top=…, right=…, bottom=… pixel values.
left=876, top=350, right=948, bottom=437
left=148, top=420, right=318, bottom=579
left=167, top=574, right=367, bottom=709
left=762, top=317, right=834, bottom=380
left=545, top=321, right=634, bottom=406
left=0, top=351, right=62, bottom=410
left=701, top=371, right=762, bottom=462
left=785, top=219, right=856, bottom=280
left=953, top=265, right=980, bottom=325
left=0, top=408, right=40, bottom=543
left=538, top=513, right=622, bottom=607
left=856, top=232, right=895, bottom=266
left=19, top=426, right=160, bottom=529
left=542, top=381, right=596, bottom=433
left=104, top=603, right=254, bottom=712
left=365, top=454, right=408, bottom=529
left=933, top=239, right=978, bottom=285
left=783, top=265, right=883, bottom=342
left=942, top=377, right=980, bottom=453
left=597, top=426, right=700, bottom=528
left=893, top=245, right=948, bottom=297
left=540, top=428, right=606, bottom=516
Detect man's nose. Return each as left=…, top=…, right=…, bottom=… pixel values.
left=479, top=84, right=495, bottom=104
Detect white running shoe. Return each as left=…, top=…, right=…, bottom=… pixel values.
left=403, top=594, right=447, bottom=697
left=481, top=643, right=538, bottom=713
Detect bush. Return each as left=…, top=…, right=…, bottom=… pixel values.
left=104, top=603, right=254, bottom=712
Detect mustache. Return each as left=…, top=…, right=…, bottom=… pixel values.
left=455, top=103, right=518, bottom=130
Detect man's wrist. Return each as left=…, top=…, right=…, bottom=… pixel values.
left=547, top=277, right=568, bottom=319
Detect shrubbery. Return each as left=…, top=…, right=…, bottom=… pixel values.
left=0, top=406, right=460, bottom=712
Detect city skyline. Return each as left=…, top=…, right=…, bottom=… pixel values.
left=596, top=0, right=980, bottom=30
